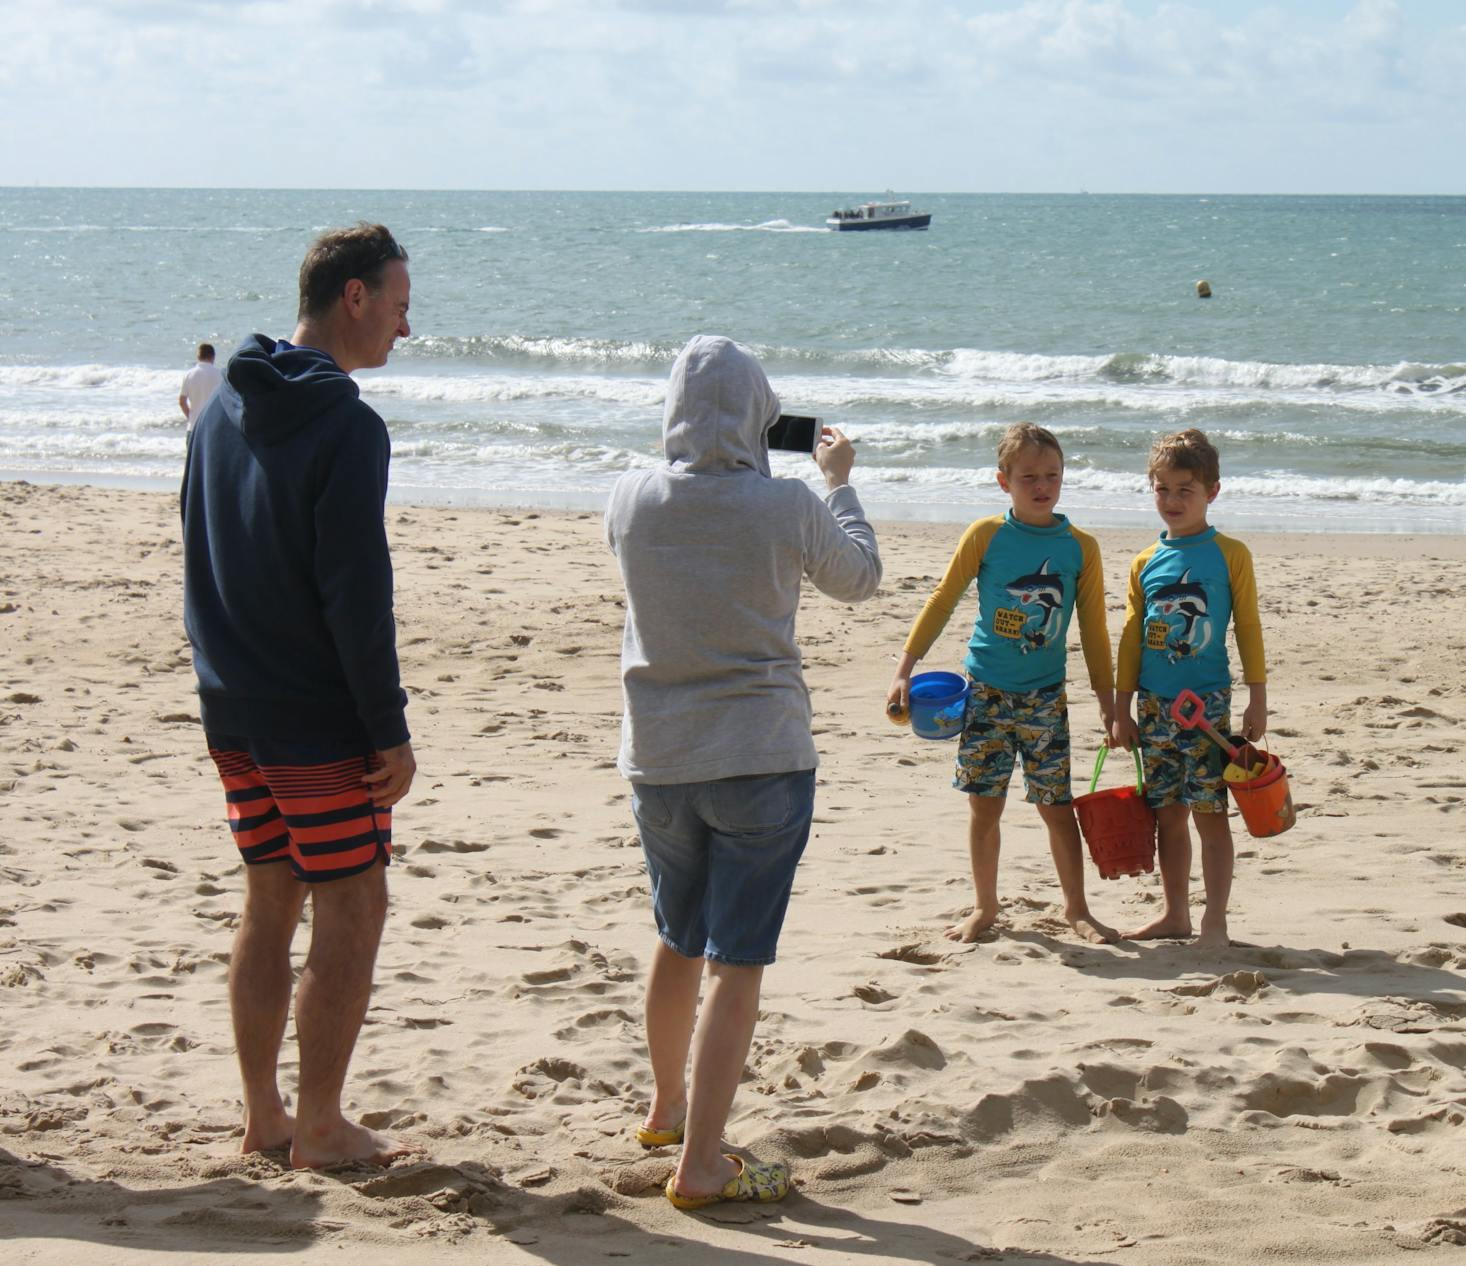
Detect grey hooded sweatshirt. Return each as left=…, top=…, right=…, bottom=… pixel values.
left=606, top=335, right=882, bottom=783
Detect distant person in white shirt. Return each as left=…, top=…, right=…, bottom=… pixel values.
left=179, top=343, right=223, bottom=431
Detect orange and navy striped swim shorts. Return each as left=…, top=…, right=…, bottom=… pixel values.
left=207, top=734, right=392, bottom=883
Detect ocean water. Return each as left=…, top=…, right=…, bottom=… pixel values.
left=2, top=188, right=1463, bottom=532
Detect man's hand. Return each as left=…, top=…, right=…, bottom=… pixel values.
left=363, top=741, right=416, bottom=807
left=814, top=425, right=856, bottom=490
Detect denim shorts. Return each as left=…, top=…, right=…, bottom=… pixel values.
left=953, top=680, right=1071, bottom=804
left=631, top=769, right=816, bottom=967
left=1137, top=688, right=1230, bottom=812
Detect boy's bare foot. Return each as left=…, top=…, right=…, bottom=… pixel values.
left=1067, top=912, right=1119, bottom=944
left=944, top=909, right=999, bottom=942
left=290, top=1120, right=424, bottom=1171
left=242, top=1110, right=294, bottom=1155
left=1123, top=913, right=1193, bottom=940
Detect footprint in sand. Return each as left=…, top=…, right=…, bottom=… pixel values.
left=1386, top=1097, right=1466, bottom=1134
left=551, top=1007, right=637, bottom=1041
left=521, top=964, right=577, bottom=985
left=876, top=944, right=946, bottom=966
left=416, top=838, right=489, bottom=854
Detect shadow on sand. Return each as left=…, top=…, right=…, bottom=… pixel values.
left=2, top=1146, right=1122, bottom=1264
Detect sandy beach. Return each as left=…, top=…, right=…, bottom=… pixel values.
left=2, top=477, right=1464, bottom=1265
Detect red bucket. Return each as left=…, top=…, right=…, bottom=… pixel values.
left=1074, top=747, right=1157, bottom=880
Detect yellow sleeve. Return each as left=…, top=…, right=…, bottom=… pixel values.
left=902, top=518, right=998, bottom=661
left=1115, top=545, right=1154, bottom=693
left=1073, top=530, right=1114, bottom=692
left=1220, top=535, right=1266, bottom=683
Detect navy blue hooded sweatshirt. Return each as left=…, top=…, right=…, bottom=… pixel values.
left=181, top=335, right=409, bottom=751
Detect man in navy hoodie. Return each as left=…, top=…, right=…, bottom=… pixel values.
left=182, top=223, right=418, bottom=1169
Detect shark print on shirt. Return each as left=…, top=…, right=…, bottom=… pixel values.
left=1147, top=567, right=1213, bottom=663
left=1004, top=558, right=1065, bottom=654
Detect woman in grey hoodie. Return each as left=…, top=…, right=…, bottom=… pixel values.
left=605, top=335, right=882, bottom=1208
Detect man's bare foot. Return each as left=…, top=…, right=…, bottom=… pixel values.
left=1067, top=912, right=1119, bottom=944
left=1123, top=913, right=1193, bottom=940
left=1194, top=922, right=1230, bottom=950
left=944, top=909, right=999, bottom=942
left=290, top=1120, right=424, bottom=1171
left=242, top=1110, right=294, bottom=1155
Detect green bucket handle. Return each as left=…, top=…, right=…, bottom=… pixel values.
left=1088, top=744, right=1145, bottom=796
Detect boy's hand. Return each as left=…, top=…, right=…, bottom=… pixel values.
left=886, top=676, right=911, bottom=725
left=1241, top=698, right=1268, bottom=743
left=1110, top=716, right=1140, bottom=751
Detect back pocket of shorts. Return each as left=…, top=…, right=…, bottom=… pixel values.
left=631, top=783, right=673, bottom=830
left=708, top=774, right=795, bottom=835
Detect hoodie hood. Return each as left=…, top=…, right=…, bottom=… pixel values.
left=223, top=334, right=361, bottom=445
left=662, top=335, right=779, bottom=476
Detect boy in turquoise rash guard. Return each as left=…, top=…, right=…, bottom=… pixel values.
left=1111, top=429, right=1268, bottom=950
left=888, top=424, right=1117, bottom=945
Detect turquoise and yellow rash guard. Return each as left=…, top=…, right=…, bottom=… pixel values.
left=1116, top=526, right=1266, bottom=697
left=903, top=511, right=1114, bottom=694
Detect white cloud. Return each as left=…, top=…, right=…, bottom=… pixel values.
left=1, top=0, right=1463, bottom=190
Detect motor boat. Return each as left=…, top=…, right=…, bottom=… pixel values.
left=826, top=199, right=931, bottom=231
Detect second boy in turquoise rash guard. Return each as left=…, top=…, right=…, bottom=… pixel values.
left=1113, top=428, right=1269, bottom=951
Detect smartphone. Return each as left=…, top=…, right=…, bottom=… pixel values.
left=767, top=413, right=822, bottom=453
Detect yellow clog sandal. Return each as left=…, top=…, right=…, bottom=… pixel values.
left=665, top=1155, right=791, bottom=1210
left=635, top=1118, right=685, bottom=1148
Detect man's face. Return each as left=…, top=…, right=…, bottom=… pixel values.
left=354, top=258, right=411, bottom=370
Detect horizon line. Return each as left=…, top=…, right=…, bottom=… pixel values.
left=3, top=186, right=1464, bottom=199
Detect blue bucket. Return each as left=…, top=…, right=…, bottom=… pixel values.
left=909, top=671, right=970, bottom=741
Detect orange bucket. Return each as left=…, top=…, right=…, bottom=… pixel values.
left=1227, top=747, right=1296, bottom=838
left=1074, top=747, right=1157, bottom=879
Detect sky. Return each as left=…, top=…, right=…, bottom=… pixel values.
left=3, top=0, right=1464, bottom=193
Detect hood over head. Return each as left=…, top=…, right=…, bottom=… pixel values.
left=222, top=334, right=361, bottom=445
left=662, top=335, right=779, bottom=476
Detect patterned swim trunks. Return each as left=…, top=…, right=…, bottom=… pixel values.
left=1137, top=688, right=1231, bottom=812
left=207, top=733, right=392, bottom=883
left=954, top=680, right=1071, bottom=804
